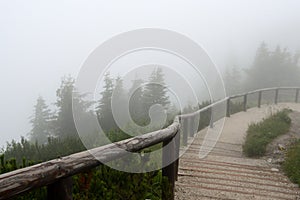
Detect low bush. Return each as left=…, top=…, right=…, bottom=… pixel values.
left=0, top=135, right=170, bottom=199
left=283, top=140, right=300, bottom=186
left=243, top=109, right=291, bottom=157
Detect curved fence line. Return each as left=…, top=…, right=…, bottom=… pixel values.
left=0, top=87, right=299, bottom=200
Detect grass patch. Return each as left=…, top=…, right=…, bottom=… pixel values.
left=243, top=109, right=292, bottom=157
left=283, top=140, right=300, bottom=186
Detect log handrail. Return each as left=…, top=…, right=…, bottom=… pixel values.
left=0, top=121, right=180, bottom=199
left=0, top=86, right=299, bottom=199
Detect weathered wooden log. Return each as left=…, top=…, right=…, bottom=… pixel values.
left=0, top=122, right=180, bottom=199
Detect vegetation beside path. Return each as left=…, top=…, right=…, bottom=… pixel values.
left=283, top=140, right=300, bottom=186
left=243, top=109, right=292, bottom=157
left=243, top=109, right=300, bottom=187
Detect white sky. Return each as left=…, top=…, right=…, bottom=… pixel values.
left=1, top=0, right=300, bottom=147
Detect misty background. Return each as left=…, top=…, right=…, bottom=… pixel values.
left=1, top=0, right=300, bottom=147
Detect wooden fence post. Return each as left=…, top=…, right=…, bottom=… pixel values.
left=189, top=116, right=194, bottom=137
left=296, top=89, right=299, bottom=103
left=162, top=137, right=176, bottom=200
left=47, top=177, right=73, bottom=200
left=182, top=118, right=188, bottom=146
left=174, top=131, right=180, bottom=181
left=258, top=91, right=262, bottom=108
left=226, top=98, right=231, bottom=117
left=209, top=107, right=214, bottom=128
left=275, top=89, right=279, bottom=104
left=243, top=94, right=247, bottom=112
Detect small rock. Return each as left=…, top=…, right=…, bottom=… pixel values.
left=271, top=168, right=279, bottom=172
left=278, top=144, right=286, bottom=151
left=273, top=158, right=284, bottom=164
left=273, top=150, right=281, bottom=154
left=267, top=158, right=272, bottom=163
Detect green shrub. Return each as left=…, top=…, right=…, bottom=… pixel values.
left=243, top=109, right=291, bottom=157
left=230, top=101, right=244, bottom=115
left=0, top=139, right=169, bottom=199
left=283, top=140, right=300, bottom=186
left=73, top=167, right=169, bottom=200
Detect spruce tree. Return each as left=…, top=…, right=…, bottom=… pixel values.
left=141, top=67, right=170, bottom=123
left=111, top=76, right=127, bottom=128
left=224, top=66, right=242, bottom=95
left=129, top=78, right=144, bottom=125
left=29, top=96, right=51, bottom=144
left=245, top=42, right=300, bottom=90
left=96, top=73, right=115, bottom=132
left=55, top=76, right=92, bottom=138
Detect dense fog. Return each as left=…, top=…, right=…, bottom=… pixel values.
left=1, top=0, right=300, bottom=147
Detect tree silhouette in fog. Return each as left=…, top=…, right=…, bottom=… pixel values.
left=29, top=96, right=51, bottom=144
left=96, top=73, right=115, bottom=132
left=245, top=42, right=300, bottom=90
left=129, top=78, right=144, bottom=125
left=54, top=76, right=92, bottom=138
left=141, top=68, right=170, bottom=124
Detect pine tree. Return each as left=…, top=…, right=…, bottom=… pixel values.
left=245, top=42, right=300, bottom=90
left=55, top=76, right=92, bottom=138
left=55, top=76, right=76, bottom=138
left=97, top=73, right=115, bottom=132
left=129, top=78, right=144, bottom=125
left=245, top=42, right=270, bottom=90
left=114, top=77, right=126, bottom=103
left=141, top=67, right=170, bottom=123
left=111, top=76, right=127, bottom=129
left=224, top=66, right=243, bottom=95
left=29, top=96, right=51, bottom=144
left=166, top=103, right=179, bottom=124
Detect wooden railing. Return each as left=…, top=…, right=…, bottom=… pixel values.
left=0, top=87, right=299, bottom=200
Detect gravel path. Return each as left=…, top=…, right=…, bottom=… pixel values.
left=175, top=103, right=300, bottom=200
